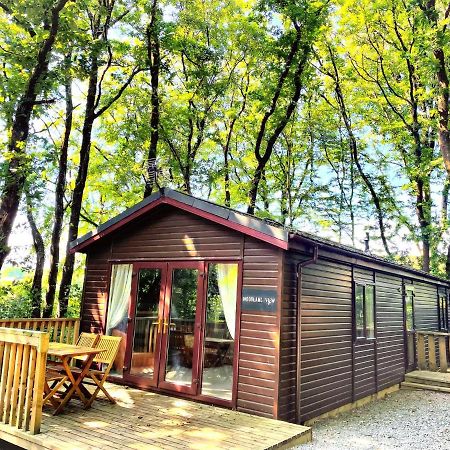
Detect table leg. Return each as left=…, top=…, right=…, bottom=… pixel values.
left=53, top=354, right=96, bottom=415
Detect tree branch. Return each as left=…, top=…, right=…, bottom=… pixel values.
left=94, top=66, right=147, bottom=118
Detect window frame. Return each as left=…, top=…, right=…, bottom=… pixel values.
left=438, top=293, right=449, bottom=332
left=353, top=280, right=376, bottom=341
left=404, top=285, right=415, bottom=332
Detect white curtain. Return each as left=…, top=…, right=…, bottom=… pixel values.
left=106, top=264, right=133, bottom=335
left=217, top=263, right=238, bottom=339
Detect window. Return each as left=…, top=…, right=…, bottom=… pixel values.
left=201, top=263, right=238, bottom=400
left=106, top=264, right=133, bottom=376
left=405, top=286, right=415, bottom=331
left=439, top=295, right=448, bottom=331
left=354, top=282, right=375, bottom=339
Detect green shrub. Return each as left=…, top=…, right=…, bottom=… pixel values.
left=0, top=279, right=33, bottom=319
left=66, top=283, right=82, bottom=318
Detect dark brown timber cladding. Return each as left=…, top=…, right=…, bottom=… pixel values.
left=299, top=259, right=353, bottom=422
left=80, top=205, right=281, bottom=418
left=237, top=238, right=281, bottom=419
left=110, top=205, right=242, bottom=260
left=414, top=281, right=439, bottom=331
left=375, top=273, right=405, bottom=390
left=278, top=252, right=303, bottom=422
left=81, top=245, right=110, bottom=333
left=353, top=267, right=376, bottom=400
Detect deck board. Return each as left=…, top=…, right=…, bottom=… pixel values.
left=1, top=383, right=311, bottom=449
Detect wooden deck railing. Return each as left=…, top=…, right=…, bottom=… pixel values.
left=0, top=318, right=80, bottom=345
left=416, top=330, right=450, bottom=373
left=0, top=327, right=49, bottom=434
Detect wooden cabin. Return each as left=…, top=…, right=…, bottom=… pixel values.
left=71, top=188, right=450, bottom=424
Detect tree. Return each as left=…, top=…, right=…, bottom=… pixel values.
left=246, top=0, right=329, bottom=214
left=419, top=0, right=450, bottom=276
left=316, top=41, right=393, bottom=255
left=25, top=191, right=44, bottom=318
left=143, top=0, right=161, bottom=197
left=0, top=0, right=71, bottom=270
left=44, top=53, right=73, bottom=317
left=58, top=0, right=145, bottom=315
left=340, top=0, right=437, bottom=271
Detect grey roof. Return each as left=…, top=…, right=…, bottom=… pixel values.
left=70, top=188, right=450, bottom=285
left=69, top=188, right=289, bottom=250
left=290, top=229, right=449, bottom=284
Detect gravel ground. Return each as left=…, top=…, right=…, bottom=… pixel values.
left=299, top=389, right=450, bottom=450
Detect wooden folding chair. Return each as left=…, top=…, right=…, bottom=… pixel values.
left=71, top=332, right=101, bottom=365
left=76, top=332, right=100, bottom=348
left=82, top=335, right=122, bottom=408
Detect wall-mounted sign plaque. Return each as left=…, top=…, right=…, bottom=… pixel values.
left=242, top=287, right=277, bottom=312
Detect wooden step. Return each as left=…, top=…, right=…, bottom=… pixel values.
left=405, top=370, right=450, bottom=388
left=401, top=381, right=450, bottom=394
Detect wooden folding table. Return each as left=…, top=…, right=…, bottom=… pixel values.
left=44, top=342, right=105, bottom=415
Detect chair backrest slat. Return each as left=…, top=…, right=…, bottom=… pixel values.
left=93, top=335, right=122, bottom=366
left=77, top=332, right=100, bottom=348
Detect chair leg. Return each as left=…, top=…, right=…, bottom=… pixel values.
left=99, top=383, right=116, bottom=404
left=84, top=386, right=101, bottom=409
left=84, top=374, right=116, bottom=408
left=92, top=374, right=116, bottom=404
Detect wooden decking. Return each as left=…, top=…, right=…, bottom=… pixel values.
left=0, top=383, right=311, bottom=450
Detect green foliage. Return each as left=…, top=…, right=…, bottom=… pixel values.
left=66, top=283, right=82, bottom=318
left=0, top=277, right=33, bottom=319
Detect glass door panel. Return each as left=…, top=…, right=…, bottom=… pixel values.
left=130, top=268, right=163, bottom=377
left=159, top=264, right=202, bottom=394
left=124, top=263, right=166, bottom=387
left=201, top=263, right=238, bottom=401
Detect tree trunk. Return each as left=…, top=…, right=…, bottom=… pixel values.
left=0, top=0, right=69, bottom=270
left=247, top=28, right=310, bottom=214
left=224, top=148, right=231, bottom=207
left=58, top=48, right=99, bottom=316
left=435, top=46, right=450, bottom=173
left=144, top=0, right=161, bottom=198
left=421, top=1, right=450, bottom=276
left=441, top=176, right=449, bottom=231
left=446, top=244, right=450, bottom=279
left=326, top=44, right=392, bottom=256
left=26, top=195, right=45, bottom=318
left=222, top=78, right=249, bottom=207
left=57, top=5, right=140, bottom=314
left=416, top=177, right=432, bottom=272
left=44, top=54, right=73, bottom=318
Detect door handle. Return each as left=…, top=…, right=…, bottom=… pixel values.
left=154, top=319, right=162, bottom=334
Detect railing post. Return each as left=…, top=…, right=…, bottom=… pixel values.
left=73, top=319, right=80, bottom=345
left=428, top=335, right=437, bottom=371
left=438, top=336, right=448, bottom=373
left=417, top=333, right=426, bottom=370
left=30, top=332, right=49, bottom=434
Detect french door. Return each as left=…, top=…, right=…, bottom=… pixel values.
left=124, top=262, right=204, bottom=395
left=158, top=262, right=204, bottom=394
